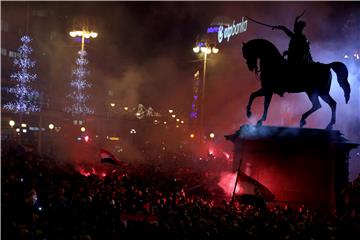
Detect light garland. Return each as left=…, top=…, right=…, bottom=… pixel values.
left=133, top=104, right=161, bottom=119
left=190, top=70, right=200, bottom=119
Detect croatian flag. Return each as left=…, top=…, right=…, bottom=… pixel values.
left=100, top=149, right=123, bottom=166
left=236, top=171, right=275, bottom=202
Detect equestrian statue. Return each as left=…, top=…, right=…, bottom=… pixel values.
left=243, top=13, right=350, bottom=130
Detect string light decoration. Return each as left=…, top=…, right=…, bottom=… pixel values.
left=133, top=104, right=161, bottom=119
left=65, top=50, right=94, bottom=115
left=3, top=35, right=40, bottom=113
left=146, top=107, right=161, bottom=117
left=190, top=70, right=200, bottom=119
left=134, top=104, right=146, bottom=119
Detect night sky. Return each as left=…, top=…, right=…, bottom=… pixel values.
left=2, top=1, right=360, bottom=178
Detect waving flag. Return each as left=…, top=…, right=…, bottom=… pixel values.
left=100, top=149, right=124, bottom=166
left=234, top=170, right=275, bottom=202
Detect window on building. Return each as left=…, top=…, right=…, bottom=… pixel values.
left=50, top=31, right=56, bottom=40
left=1, top=20, right=9, bottom=32
left=32, top=10, right=47, bottom=17
left=8, top=51, right=18, bottom=58
left=1, top=48, right=7, bottom=56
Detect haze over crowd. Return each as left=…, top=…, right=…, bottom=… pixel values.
left=2, top=2, right=359, bottom=178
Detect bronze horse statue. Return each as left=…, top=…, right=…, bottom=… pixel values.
left=242, top=39, right=350, bottom=130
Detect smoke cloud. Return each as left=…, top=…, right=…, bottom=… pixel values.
left=2, top=2, right=359, bottom=179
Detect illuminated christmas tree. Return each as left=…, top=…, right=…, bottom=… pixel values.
left=65, top=50, right=94, bottom=115
left=3, top=35, right=40, bottom=113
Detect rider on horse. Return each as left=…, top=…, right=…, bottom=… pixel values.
left=273, top=12, right=313, bottom=66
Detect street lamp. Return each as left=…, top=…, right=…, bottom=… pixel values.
left=9, top=120, right=15, bottom=128
left=212, top=46, right=219, bottom=54
left=69, top=29, right=98, bottom=51
left=80, top=127, right=86, bottom=132
left=193, top=46, right=200, bottom=53
left=48, top=123, right=55, bottom=130
left=193, top=42, right=219, bottom=137
left=9, top=120, right=16, bottom=140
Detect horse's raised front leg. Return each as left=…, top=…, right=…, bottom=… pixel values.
left=246, top=88, right=264, bottom=118
left=257, top=92, right=273, bottom=126
left=300, top=92, right=321, bottom=128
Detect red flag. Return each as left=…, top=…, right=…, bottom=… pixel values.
left=236, top=171, right=275, bottom=202
left=20, top=144, right=34, bottom=153
left=100, top=149, right=125, bottom=166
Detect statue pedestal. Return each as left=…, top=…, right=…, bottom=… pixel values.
left=225, top=125, right=358, bottom=207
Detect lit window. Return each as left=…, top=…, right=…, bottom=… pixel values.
left=32, top=10, right=47, bottom=17
left=9, top=51, right=17, bottom=58
left=50, top=31, right=56, bottom=40
left=1, top=48, right=7, bottom=56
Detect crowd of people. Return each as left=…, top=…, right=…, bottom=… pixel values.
left=2, top=141, right=360, bottom=240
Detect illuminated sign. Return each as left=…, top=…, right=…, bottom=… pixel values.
left=207, top=26, right=220, bottom=33
left=195, top=42, right=206, bottom=47
left=109, top=137, right=120, bottom=141
left=218, top=17, right=248, bottom=43
left=29, top=127, right=46, bottom=131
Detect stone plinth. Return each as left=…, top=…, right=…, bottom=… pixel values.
left=225, top=125, right=358, bottom=207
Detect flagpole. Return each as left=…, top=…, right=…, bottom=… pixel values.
left=232, top=158, right=242, bottom=202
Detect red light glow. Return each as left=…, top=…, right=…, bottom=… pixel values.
left=79, top=168, right=91, bottom=177
left=208, top=148, right=214, bottom=155
left=218, top=172, right=241, bottom=196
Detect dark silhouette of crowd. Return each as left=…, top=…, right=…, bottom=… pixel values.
left=2, top=141, right=360, bottom=240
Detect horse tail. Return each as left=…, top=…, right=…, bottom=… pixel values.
left=329, top=61, right=350, bottom=103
